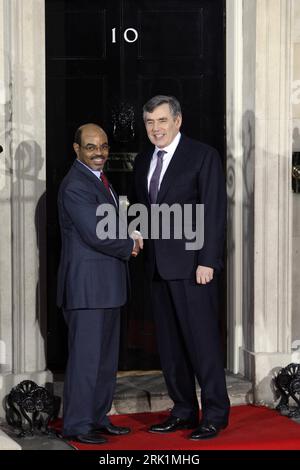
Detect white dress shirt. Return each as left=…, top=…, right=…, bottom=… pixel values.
left=147, top=132, right=181, bottom=191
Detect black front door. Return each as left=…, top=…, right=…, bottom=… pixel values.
left=46, top=0, right=225, bottom=371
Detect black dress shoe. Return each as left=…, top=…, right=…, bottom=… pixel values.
left=189, top=422, right=227, bottom=440
left=94, top=424, right=131, bottom=435
left=149, top=416, right=198, bottom=433
left=66, top=431, right=107, bottom=444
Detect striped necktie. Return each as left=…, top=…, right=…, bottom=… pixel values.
left=149, top=150, right=166, bottom=203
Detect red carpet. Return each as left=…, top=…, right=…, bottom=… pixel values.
left=51, top=405, right=300, bottom=450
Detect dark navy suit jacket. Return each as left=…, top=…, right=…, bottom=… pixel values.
left=57, top=160, right=133, bottom=309
left=133, top=134, right=226, bottom=280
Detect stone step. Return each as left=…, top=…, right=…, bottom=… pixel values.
left=54, top=370, right=253, bottom=416
left=0, top=429, right=21, bottom=450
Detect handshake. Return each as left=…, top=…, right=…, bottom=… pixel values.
left=130, top=230, right=143, bottom=257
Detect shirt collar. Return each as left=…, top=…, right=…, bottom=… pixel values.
left=77, top=159, right=101, bottom=178
left=154, top=132, right=181, bottom=157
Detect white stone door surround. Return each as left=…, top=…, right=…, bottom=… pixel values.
left=0, top=0, right=295, bottom=418
left=226, top=0, right=294, bottom=403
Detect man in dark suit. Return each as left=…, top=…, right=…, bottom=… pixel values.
left=133, top=96, right=230, bottom=440
left=57, top=123, right=142, bottom=444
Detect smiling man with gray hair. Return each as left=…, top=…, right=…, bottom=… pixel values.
left=133, top=95, right=230, bottom=440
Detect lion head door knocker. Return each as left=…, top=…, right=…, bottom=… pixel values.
left=274, top=363, right=300, bottom=418
left=5, top=380, right=61, bottom=437
left=112, top=102, right=136, bottom=143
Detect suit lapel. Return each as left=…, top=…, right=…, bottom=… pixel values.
left=74, top=160, right=117, bottom=206
left=157, top=135, right=188, bottom=203
left=108, top=183, right=120, bottom=213
left=109, top=184, right=118, bottom=201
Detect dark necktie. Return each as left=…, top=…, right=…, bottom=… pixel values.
left=149, top=150, right=166, bottom=203
left=100, top=172, right=110, bottom=192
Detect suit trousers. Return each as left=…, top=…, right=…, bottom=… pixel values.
left=151, top=276, right=230, bottom=426
left=62, top=307, right=120, bottom=436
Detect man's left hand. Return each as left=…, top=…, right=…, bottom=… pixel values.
left=196, top=265, right=214, bottom=284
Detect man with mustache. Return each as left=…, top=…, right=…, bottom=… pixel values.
left=57, top=123, right=142, bottom=444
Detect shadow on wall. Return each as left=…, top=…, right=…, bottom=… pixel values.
left=293, top=127, right=300, bottom=151
left=0, top=140, right=47, bottom=368
left=226, top=107, right=255, bottom=358
left=243, top=366, right=281, bottom=407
